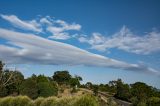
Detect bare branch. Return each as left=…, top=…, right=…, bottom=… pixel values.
left=3, top=71, right=14, bottom=86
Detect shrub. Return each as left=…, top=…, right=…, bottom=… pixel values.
left=0, top=96, right=12, bottom=106
left=0, top=86, right=8, bottom=97
left=33, top=97, right=44, bottom=106
left=71, top=87, right=77, bottom=93
left=107, top=98, right=118, bottom=106
left=147, top=97, right=160, bottom=106
left=56, top=97, right=76, bottom=106
left=0, top=94, right=100, bottom=106
left=9, top=96, right=32, bottom=106
left=137, top=101, right=147, bottom=106
left=73, top=94, right=99, bottom=106
left=0, top=96, right=32, bottom=106
left=40, top=97, right=57, bottom=106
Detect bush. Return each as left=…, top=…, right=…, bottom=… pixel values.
left=147, top=97, right=160, bottom=106
left=33, top=97, right=44, bottom=106
left=73, top=94, right=99, bottom=106
left=9, top=96, right=32, bottom=106
left=0, top=94, right=100, bottom=106
left=107, top=98, right=118, bottom=106
left=0, top=96, right=12, bottom=106
left=40, top=97, right=57, bottom=106
left=56, top=97, right=76, bottom=106
left=0, top=86, right=8, bottom=97
left=137, top=101, right=147, bottom=106
left=0, top=96, right=32, bottom=106
left=71, top=87, right=77, bottom=93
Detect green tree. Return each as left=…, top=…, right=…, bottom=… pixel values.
left=20, top=77, right=38, bottom=99
left=108, top=80, right=117, bottom=93
left=115, top=79, right=131, bottom=101
left=75, top=75, right=82, bottom=81
left=37, top=75, right=58, bottom=97
left=52, top=71, right=71, bottom=85
left=37, top=75, right=49, bottom=83
left=0, top=61, right=6, bottom=96
left=98, top=84, right=109, bottom=92
left=93, top=85, right=99, bottom=96
left=20, top=74, right=58, bottom=99
left=85, top=82, right=93, bottom=89
left=37, top=82, right=58, bottom=97
left=69, top=78, right=79, bottom=87
left=147, top=97, right=160, bottom=106
left=0, top=61, right=24, bottom=97
left=130, top=82, right=153, bottom=105
left=5, top=70, right=24, bottom=95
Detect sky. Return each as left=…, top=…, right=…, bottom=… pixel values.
left=0, top=0, right=160, bottom=88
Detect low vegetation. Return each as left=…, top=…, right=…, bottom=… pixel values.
left=0, top=60, right=160, bottom=106
left=0, top=94, right=99, bottom=106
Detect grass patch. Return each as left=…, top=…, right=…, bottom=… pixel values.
left=0, top=94, right=99, bottom=106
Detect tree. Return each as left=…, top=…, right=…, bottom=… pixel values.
left=130, top=82, right=153, bottom=105
left=93, top=85, right=99, bottom=96
left=37, top=75, right=58, bottom=97
left=108, top=80, right=117, bottom=93
left=69, top=78, right=79, bottom=87
left=37, top=82, right=58, bottom=97
left=20, top=74, right=58, bottom=98
left=52, top=71, right=71, bottom=85
left=20, top=77, right=38, bottom=99
left=0, top=61, right=24, bottom=97
left=37, top=75, right=49, bottom=83
left=114, top=79, right=131, bottom=101
left=5, top=70, right=24, bottom=95
left=98, top=84, right=109, bottom=92
left=147, top=97, right=160, bottom=106
left=0, top=61, right=8, bottom=97
left=85, top=82, right=93, bottom=89
left=75, top=75, right=82, bottom=81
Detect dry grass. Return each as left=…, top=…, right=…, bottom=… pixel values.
left=0, top=94, right=99, bottom=106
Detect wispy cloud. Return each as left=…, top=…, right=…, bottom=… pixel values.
left=0, top=14, right=81, bottom=40
left=79, top=26, right=160, bottom=55
left=0, top=28, right=159, bottom=75
left=0, top=14, right=42, bottom=32
left=47, top=19, right=81, bottom=40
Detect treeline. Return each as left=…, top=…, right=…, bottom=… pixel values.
left=1, top=61, right=160, bottom=106
left=82, top=79, right=160, bottom=106
left=0, top=61, right=82, bottom=99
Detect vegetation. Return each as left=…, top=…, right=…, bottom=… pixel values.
left=83, top=78, right=160, bottom=106
left=0, top=60, right=160, bottom=106
left=0, top=94, right=99, bottom=106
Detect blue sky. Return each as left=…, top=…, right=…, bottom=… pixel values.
left=0, top=0, right=160, bottom=88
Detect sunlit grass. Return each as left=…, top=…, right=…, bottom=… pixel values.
left=0, top=94, right=99, bottom=106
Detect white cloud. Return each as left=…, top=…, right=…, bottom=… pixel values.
left=47, top=19, right=81, bottom=40
left=0, top=14, right=42, bottom=32
left=48, top=32, right=71, bottom=40
left=47, top=26, right=71, bottom=40
left=0, top=28, right=159, bottom=75
left=79, top=32, right=106, bottom=47
left=55, top=19, right=81, bottom=31
left=0, top=14, right=81, bottom=40
left=40, top=17, right=52, bottom=25
left=79, top=26, right=160, bottom=54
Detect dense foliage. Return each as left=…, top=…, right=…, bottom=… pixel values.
left=85, top=79, right=160, bottom=106
left=0, top=61, right=82, bottom=99
left=0, top=60, right=160, bottom=105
